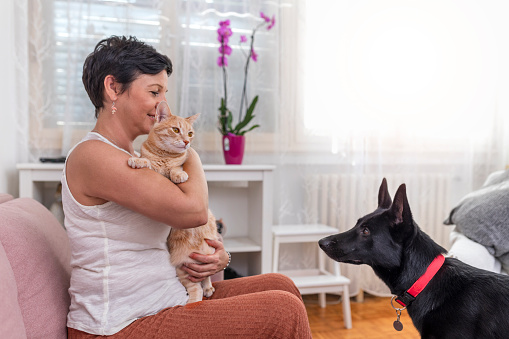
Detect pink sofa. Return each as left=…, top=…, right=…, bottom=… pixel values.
left=0, top=193, right=226, bottom=338
left=0, top=193, right=71, bottom=339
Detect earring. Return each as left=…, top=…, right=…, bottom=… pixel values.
left=111, top=101, right=117, bottom=115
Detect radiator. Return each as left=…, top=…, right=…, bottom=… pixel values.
left=304, top=173, right=454, bottom=297
left=305, top=173, right=453, bottom=248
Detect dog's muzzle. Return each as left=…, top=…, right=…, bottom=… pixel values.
left=318, top=236, right=335, bottom=252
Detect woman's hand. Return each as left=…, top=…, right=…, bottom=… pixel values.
left=181, top=239, right=230, bottom=283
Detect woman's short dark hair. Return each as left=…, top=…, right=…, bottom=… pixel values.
left=82, top=35, right=173, bottom=118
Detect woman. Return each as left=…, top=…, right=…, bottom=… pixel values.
left=63, top=35, right=312, bottom=338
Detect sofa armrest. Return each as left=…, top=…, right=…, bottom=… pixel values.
left=0, top=193, right=13, bottom=204
left=0, top=197, right=71, bottom=339
left=0, top=241, right=27, bottom=338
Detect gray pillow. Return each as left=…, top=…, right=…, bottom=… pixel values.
left=444, top=170, right=509, bottom=271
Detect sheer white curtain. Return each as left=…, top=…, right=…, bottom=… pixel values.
left=18, top=0, right=176, bottom=161
left=275, top=0, right=509, bottom=297
left=14, top=0, right=279, bottom=163
left=1, top=0, right=29, bottom=194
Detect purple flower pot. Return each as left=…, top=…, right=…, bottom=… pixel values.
left=222, top=134, right=245, bottom=165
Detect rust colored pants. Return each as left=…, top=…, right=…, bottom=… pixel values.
left=67, top=273, right=312, bottom=338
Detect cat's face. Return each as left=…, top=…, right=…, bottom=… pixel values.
left=149, top=101, right=199, bottom=154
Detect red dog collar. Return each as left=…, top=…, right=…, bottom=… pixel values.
left=395, top=254, right=445, bottom=308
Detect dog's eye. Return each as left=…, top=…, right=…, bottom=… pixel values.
left=361, top=227, right=370, bottom=236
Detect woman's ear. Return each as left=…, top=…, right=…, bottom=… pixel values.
left=103, top=75, right=119, bottom=102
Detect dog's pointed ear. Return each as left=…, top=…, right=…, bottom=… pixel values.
left=378, top=178, right=392, bottom=209
left=390, top=183, right=412, bottom=224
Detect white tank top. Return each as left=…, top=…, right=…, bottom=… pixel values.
left=62, top=132, right=188, bottom=335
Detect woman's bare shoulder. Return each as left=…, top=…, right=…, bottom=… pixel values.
left=67, top=140, right=134, bottom=186
left=66, top=139, right=134, bottom=205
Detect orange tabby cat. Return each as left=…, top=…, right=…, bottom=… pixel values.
left=128, top=101, right=219, bottom=304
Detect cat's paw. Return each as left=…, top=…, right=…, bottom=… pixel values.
left=187, top=295, right=203, bottom=304
left=170, top=170, right=189, bottom=184
left=203, top=285, right=215, bottom=298
left=128, top=157, right=152, bottom=169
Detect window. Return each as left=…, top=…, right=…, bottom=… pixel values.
left=30, top=0, right=279, bottom=157
left=51, top=0, right=163, bottom=128
left=175, top=1, right=279, bottom=138
left=302, top=0, right=499, bottom=153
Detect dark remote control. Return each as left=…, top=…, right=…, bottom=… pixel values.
left=39, top=157, right=67, bottom=163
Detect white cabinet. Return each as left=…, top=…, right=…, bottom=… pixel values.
left=17, top=163, right=275, bottom=275
left=200, top=165, right=275, bottom=276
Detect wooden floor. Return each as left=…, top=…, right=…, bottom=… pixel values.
left=304, top=294, right=420, bottom=339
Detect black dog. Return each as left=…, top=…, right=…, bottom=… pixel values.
left=319, top=178, right=509, bottom=338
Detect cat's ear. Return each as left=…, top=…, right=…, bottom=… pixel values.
left=186, top=113, right=200, bottom=125
left=155, top=101, right=172, bottom=123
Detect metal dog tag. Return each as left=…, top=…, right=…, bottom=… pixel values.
left=393, top=310, right=403, bottom=331
left=390, top=296, right=406, bottom=332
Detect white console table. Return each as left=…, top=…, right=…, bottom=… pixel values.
left=17, top=163, right=275, bottom=275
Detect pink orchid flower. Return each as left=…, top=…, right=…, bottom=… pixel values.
left=267, top=15, right=276, bottom=30
left=217, top=55, right=228, bottom=67
left=251, top=48, right=258, bottom=62
left=219, top=44, right=232, bottom=56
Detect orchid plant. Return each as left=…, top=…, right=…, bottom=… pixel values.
left=217, top=12, right=276, bottom=136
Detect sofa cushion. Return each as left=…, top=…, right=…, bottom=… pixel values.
left=0, top=198, right=71, bottom=339
left=448, top=227, right=503, bottom=274
left=0, top=241, right=27, bottom=339
left=444, top=169, right=509, bottom=272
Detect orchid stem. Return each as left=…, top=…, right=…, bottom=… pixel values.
left=239, top=25, right=260, bottom=122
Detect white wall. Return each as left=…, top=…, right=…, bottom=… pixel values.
left=0, top=0, right=18, bottom=196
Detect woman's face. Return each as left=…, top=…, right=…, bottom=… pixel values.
left=117, top=70, right=169, bottom=136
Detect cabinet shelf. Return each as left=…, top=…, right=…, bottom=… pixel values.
left=223, top=236, right=262, bottom=253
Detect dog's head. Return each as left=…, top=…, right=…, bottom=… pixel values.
left=318, top=178, right=416, bottom=269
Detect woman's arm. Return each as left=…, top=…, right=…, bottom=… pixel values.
left=66, top=140, right=209, bottom=228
